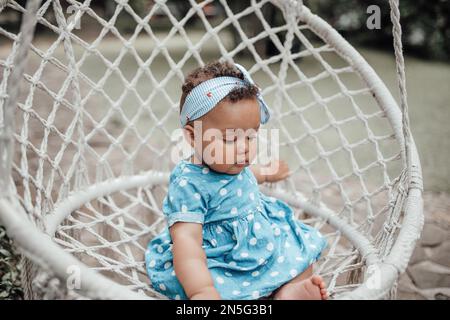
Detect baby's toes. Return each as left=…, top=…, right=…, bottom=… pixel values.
left=310, top=275, right=323, bottom=287
left=320, top=288, right=328, bottom=300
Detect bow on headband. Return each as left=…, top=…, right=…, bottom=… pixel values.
left=180, top=63, right=270, bottom=127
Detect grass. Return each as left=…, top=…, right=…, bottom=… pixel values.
left=0, top=226, right=23, bottom=300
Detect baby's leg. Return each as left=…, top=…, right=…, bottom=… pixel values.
left=272, top=265, right=328, bottom=300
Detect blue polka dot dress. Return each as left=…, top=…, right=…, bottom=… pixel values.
left=145, top=159, right=327, bottom=300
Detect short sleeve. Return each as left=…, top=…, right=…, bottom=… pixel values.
left=162, top=176, right=208, bottom=228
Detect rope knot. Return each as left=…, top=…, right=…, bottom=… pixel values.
left=0, top=0, right=8, bottom=13
left=274, top=0, right=304, bottom=20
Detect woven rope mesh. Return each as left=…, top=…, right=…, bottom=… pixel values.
left=0, top=0, right=407, bottom=298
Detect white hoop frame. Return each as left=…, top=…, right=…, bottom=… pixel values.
left=0, top=2, right=423, bottom=300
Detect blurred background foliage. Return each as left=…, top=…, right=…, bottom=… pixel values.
left=308, top=0, right=450, bottom=61
left=0, top=226, right=23, bottom=299
left=0, top=0, right=448, bottom=60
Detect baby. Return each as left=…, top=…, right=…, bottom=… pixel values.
left=145, top=60, right=328, bottom=300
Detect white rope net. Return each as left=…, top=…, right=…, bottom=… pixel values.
left=0, top=0, right=423, bottom=299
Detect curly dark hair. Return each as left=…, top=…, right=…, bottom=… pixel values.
left=179, top=60, right=259, bottom=118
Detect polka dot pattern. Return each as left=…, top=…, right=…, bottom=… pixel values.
left=145, top=159, right=328, bottom=300
left=179, top=179, right=187, bottom=187
left=216, top=276, right=224, bottom=284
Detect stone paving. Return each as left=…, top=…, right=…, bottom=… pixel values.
left=397, top=192, right=450, bottom=300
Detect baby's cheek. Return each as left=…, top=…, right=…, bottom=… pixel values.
left=212, top=140, right=228, bottom=163
left=211, top=139, right=235, bottom=164
left=192, top=138, right=208, bottom=160
left=248, top=139, right=258, bottom=161
left=201, top=139, right=228, bottom=165
left=217, top=142, right=239, bottom=169
left=226, top=142, right=240, bottom=163
left=201, top=139, right=219, bottom=164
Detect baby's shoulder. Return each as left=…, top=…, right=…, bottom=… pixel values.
left=168, top=160, right=256, bottom=194
left=168, top=160, right=212, bottom=191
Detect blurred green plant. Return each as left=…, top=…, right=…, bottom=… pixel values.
left=307, top=0, right=450, bottom=61
left=0, top=226, right=23, bottom=300
left=2, top=0, right=447, bottom=60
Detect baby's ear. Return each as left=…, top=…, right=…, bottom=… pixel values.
left=182, top=125, right=195, bottom=147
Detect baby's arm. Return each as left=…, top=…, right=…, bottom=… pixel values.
left=169, top=222, right=221, bottom=300
left=250, top=159, right=291, bottom=184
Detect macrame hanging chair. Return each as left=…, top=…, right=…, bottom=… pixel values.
left=0, top=0, right=424, bottom=299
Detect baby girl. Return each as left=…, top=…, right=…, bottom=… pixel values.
left=145, top=60, right=328, bottom=300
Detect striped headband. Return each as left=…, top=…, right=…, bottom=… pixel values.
left=180, top=63, right=270, bottom=127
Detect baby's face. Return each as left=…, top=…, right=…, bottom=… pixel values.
left=184, top=97, right=260, bottom=175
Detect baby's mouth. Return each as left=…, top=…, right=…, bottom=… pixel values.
left=234, top=161, right=249, bottom=168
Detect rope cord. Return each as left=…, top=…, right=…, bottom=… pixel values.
left=0, top=0, right=423, bottom=300
left=0, top=0, right=8, bottom=14
left=0, top=0, right=43, bottom=196
left=388, top=0, right=412, bottom=175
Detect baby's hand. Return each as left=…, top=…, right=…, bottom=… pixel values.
left=261, top=159, right=291, bottom=183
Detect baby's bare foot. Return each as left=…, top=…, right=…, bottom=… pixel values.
left=274, top=275, right=328, bottom=300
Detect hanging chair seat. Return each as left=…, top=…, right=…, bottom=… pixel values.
left=0, top=0, right=423, bottom=300
left=1, top=156, right=423, bottom=299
